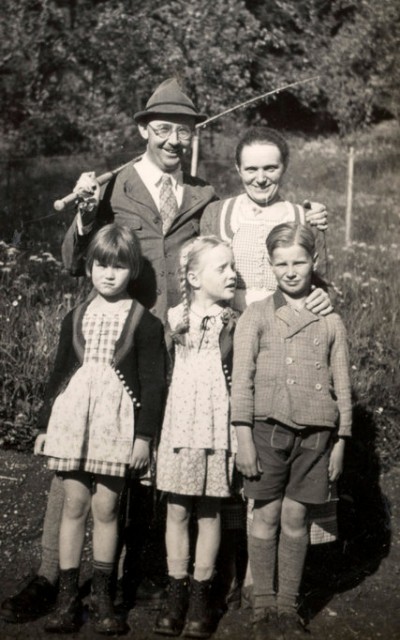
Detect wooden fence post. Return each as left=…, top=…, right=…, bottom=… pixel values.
left=191, top=130, right=200, bottom=177
left=345, top=146, right=355, bottom=246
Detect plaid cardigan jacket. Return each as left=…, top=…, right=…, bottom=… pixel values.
left=231, top=290, right=352, bottom=436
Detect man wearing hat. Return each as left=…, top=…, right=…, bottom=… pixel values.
left=0, top=78, right=217, bottom=628
left=62, top=77, right=217, bottom=323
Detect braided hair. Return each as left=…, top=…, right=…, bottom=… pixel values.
left=175, top=235, right=232, bottom=344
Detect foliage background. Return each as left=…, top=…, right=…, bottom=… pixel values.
left=0, top=1, right=399, bottom=472
left=0, top=0, right=399, bottom=155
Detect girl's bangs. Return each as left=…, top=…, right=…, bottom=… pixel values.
left=94, top=241, right=130, bottom=267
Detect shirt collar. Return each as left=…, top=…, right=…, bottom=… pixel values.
left=140, top=152, right=183, bottom=190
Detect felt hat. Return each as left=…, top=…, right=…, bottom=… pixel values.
left=133, top=78, right=207, bottom=124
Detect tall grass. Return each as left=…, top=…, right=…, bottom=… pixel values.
left=0, top=122, right=399, bottom=468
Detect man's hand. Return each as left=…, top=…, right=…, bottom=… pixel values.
left=129, top=438, right=150, bottom=471
left=235, top=425, right=262, bottom=479
left=73, top=172, right=101, bottom=226
left=304, top=200, right=328, bottom=231
left=34, top=434, right=46, bottom=455
left=305, top=286, right=333, bottom=316
left=329, top=438, right=346, bottom=482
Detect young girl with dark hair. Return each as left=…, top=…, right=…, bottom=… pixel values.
left=34, top=223, right=166, bottom=635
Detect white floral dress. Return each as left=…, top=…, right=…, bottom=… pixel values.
left=44, top=298, right=134, bottom=477
left=156, top=303, right=235, bottom=498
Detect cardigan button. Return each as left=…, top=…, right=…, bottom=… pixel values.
left=313, top=338, right=320, bottom=345
left=287, top=378, right=295, bottom=385
left=136, top=402, right=141, bottom=408
left=315, top=362, right=321, bottom=369
left=315, top=383, right=322, bottom=390
left=286, top=357, right=293, bottom=365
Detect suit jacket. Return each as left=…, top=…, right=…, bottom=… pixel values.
left=231, top=290, right=352, bottom=436
left=38, top=299, right=167, bottom=441
left=62, top=160, right=217, bottom=323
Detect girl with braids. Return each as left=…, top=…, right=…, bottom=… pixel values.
left=154, top=236, right=238, bottom=639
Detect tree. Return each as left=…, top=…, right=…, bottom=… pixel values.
left=78, top=0, right=272, bottom=150
left=315, top=0, right=400, bottom=135
left=245, top=0, right=400, bottom=134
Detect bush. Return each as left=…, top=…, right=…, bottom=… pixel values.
left=0, top=242, right=90, bottom=449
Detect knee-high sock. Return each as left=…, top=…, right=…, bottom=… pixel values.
left=277, top=532, right=308, bottom=612
left=248, top=534, right=277, bottom=612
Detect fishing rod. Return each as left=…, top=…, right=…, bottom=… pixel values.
left=196, top=76, right=319, bottom=130
left=190, top=76, right=319, bottom=175
left=53, top=76, right=319, bottom=208
left=53, top=162, right=131, bottom=211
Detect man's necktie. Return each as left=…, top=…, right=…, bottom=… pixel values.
left=159, top=174, right=178, bottom=233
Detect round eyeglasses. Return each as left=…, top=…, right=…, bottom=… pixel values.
left=147, top=123, right=193, bottom=142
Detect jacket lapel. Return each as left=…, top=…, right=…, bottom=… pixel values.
left=123, top=166, right=157, bottom=207
left=273, top=289, right=319, bottom=338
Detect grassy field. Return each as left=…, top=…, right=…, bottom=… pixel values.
left=0, top=121, right=399, bottom=469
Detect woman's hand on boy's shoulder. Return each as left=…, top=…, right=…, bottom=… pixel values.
left=305, top=286, right=334, bottom=316
left=304, top=200, right=328, bottom=231
left=234, top=425, right=262, bottom=479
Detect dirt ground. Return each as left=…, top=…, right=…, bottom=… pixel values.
left=0, top=448, right=399, bottom=640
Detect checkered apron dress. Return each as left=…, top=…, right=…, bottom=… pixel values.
left=45, top=302, right=134, bottom=477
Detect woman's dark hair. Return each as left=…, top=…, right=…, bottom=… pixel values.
left=85, top=223, right=142, bottom=280
left=235, top=127, right=290, bottom=170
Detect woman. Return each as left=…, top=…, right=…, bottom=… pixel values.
left=201, top=126, right=329, bottom=312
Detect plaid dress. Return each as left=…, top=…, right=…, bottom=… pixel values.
left=45, top=298, right=134, bottom=477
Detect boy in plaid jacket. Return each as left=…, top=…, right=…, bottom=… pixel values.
left=231, top=223, right=352, bottom=640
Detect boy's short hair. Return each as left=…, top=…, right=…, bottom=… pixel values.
left=266, top=222, right=316, bottom=258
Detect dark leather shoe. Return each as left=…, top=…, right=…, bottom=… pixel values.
left=135, top=577, right=167, bottom=609
left=0, top=575, right=57, bottom=623
left=44, top=596, right=82, bottom=634
left=154, top=577, right=189, bottom=636
left=277, top=610, right=308, bottom=639
left=183, top=579, right=215, bottom=639
left=253, top=607, right=282, bottom=640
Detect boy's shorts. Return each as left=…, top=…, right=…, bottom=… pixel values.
left=243, top=420, right=334, bottom=504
